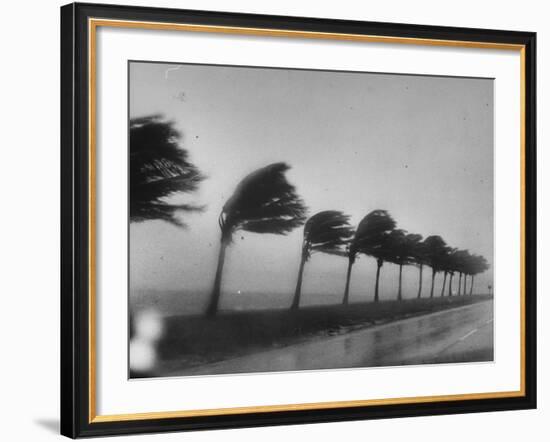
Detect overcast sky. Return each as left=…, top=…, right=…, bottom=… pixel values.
left=129, top=61, right=493, bottom=311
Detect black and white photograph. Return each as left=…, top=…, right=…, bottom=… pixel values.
left=128, top=60, right=495, bottom=379
left=128, top=61, right=494, bottom=379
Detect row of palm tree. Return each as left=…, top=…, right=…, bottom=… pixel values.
left=291, top=209, right=490, bottom=310
left=206, top=162, right=489, bottom=315
left=129, top=116, right=490, bottom=317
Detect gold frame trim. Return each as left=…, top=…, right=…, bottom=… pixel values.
left=88, top=18, right=527, bottom=424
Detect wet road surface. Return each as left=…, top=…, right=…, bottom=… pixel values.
left=172, top=300, right=494, bottom=376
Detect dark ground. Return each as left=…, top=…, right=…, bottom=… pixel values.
left=131, top=294, right=493, bottom=378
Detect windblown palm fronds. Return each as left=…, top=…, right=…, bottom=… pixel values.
left=207, top=162, right=308, bottom=316
left=219, top=163, right=307, bottom=240
left=130, top=115, right=205, bottom=226
left=291, top=211, right=354, bottom=309
left=351, top=210, right=397, bottom=259
left=303, top=211, right=354, bottom=256
left=465, top=254, right=490, bottom=295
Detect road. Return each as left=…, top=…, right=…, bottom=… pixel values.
left=173, top=300, right=494, bottom=376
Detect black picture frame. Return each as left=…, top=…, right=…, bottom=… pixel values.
left=61, top=2, right=537, bottom=438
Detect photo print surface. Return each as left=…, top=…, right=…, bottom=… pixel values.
left=128, top=61, right=494, bottom=378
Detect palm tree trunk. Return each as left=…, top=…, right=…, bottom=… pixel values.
left=206, top=239, right=228, bottom=317
left=448, top=273, right=454, bottom=296
left=343, top=257, right=354, bottom=305
left=440, top=271, right=447, bottom=297
left=291, top=254, right=307, bottom=310
left=470, top=275, right=474, bottom=295
left=397, top=264, right=403, bottom=301
left=374, top=259, right=383, bottom=302
left=463, top=275, right=467, bottom=295
left=417, top=264, right=423, bottom=298
left=430, top=267, right=436, bottom=298
left=458, top=272, right=462, bottom=296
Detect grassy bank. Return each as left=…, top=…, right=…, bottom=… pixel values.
left=146, top=294, right=492, bottom=376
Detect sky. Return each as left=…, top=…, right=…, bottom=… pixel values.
left=129, top=61, right=494, bottom=313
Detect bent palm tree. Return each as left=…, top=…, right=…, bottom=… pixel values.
left=447, top=268, right=454, bottom=296
left=411, top=237, right=427, bottom=298
left=386, top=231, right=422, bottom=300
left=451, top=249, right=470, bottom=296
left=467, top=254, right=490, bottom=295
left=206, top=162, right=307, bottom=316
left=130, top=115, right=205, bottom=226
left=342, top=243, right=356, bottom=305
left=439, top=247, right=456, bottom=297
left=292, top=211, right=353, bottom=309
left=352, top=210, right=396, bottom=302
left=446, top=250, right=462, bottom=296
left=423, top=235, right=448, bottom=298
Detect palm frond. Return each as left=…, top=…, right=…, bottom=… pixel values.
left=422, top=235, right=449, bottom=270
left=384, top=229, right=412, bottom=265
left=301, top=210, right=354, bottom=257
left=350, top=210, right=396, bottom=259
left=130, top=202, right=204, bottom=227
left=220, top=162, right=307, bottom=240
left=464, top=253, right=490, bottom=276
left=130, top=115, right=205, bottom=227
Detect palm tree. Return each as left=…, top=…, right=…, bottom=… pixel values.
left=461, top=252, right=473, bottom=295
left=462, top=255, right=473, bottom=294
left=446, top=249, right=465, bottom=296
left=386, top=231, right=422, bottom=300
left=467, top=254, right=490, bottom=295
left=439, top=247, right=457, bottom=297
left=423, top=235, right=448, bottom=298
left=411, top=237, right=427, bottom=298
left=130, top=115, right=205, bottom=226
left=206, top=162, right=307, bottom=316
left=447, top=268, right=455, bottom=296
left=451, top=249, right=470, bottom=296
left=292, top=211, right=353, bottom=309
left=351, top=210, right=396, bottom=302
left=440, top=270, right=448, bottom=297
left=342, top=243, right=357, bottom=305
